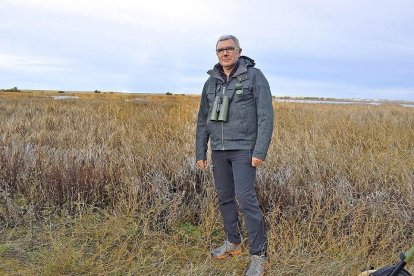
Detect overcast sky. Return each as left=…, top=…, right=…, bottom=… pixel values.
left=1, top=0, right=413, bottom=100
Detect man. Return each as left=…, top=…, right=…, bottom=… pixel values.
left=195, top=35, right=274, bottom=276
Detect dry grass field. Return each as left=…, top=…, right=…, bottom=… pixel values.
left=0, top=91, right=413, bottom=275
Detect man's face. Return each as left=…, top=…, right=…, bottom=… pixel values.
left=216, top=39, right=242, bottom=70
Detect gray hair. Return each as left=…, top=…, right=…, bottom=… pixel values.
left=216, top=35, right=241, bottom=48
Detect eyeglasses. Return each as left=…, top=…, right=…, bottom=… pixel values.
left=216, top=46, right=239, bottom=54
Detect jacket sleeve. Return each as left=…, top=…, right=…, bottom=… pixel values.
left=195, top=80, right=210, bottom=161
left=252, top=69, right=274, bottom=160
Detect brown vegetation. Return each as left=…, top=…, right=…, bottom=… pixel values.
left=0, top=92, right=413, bottom=275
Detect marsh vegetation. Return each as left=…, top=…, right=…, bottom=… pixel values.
left=1, top=91, right=413, bottom=275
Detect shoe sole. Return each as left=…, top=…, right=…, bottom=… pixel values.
left=213, top=248, right=242, bottom=259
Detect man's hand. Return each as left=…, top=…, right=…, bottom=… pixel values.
left=197, top=160, right=208, bottom=170
left=251, top=157, right=264, bottom=168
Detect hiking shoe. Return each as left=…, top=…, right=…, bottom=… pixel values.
left=245, top=254, right=269, bottom=276
left=211, top=240, right=242, bottom=259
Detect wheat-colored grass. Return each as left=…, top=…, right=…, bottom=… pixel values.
left=0, top=92, right=413, bottom=275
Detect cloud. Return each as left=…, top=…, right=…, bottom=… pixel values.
left=1, top=0, right=413, bottom=100
left=0, top=52, right=72, bottom=73
left=2, top=0, right=220, bottom=33
left=236, top=0, right=414, bottom=60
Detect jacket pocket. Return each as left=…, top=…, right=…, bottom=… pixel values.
left=238, top=104, right=248, bottom=135
left=234, top=82, right=254, bottom=102
left=238, top=101, right=257, bottom=137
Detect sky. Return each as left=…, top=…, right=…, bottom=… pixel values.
left=1, top=0, right=413, bottom=101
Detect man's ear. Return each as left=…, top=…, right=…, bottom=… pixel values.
left=239, top=48, right=242, bottom=55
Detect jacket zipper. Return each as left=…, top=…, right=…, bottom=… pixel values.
left=221, top=84, right=226, bottom=150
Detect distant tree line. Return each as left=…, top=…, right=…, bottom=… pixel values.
left=1, top=87, right=21, bottom=92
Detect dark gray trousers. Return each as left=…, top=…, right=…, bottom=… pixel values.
left=211, top=149, right=267, bottom=255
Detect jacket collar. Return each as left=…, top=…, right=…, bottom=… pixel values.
left=208, top=56, right=255, bottom=83
left=207, top=56, right=255, bottom=101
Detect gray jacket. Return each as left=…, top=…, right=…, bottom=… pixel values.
left=196, top=56, right=274, bottom=161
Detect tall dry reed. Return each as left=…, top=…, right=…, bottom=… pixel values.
left=0, top=92, right=413, bottom=275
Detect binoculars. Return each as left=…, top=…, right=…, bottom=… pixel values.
left=210, top=95, right=229, bottom=122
